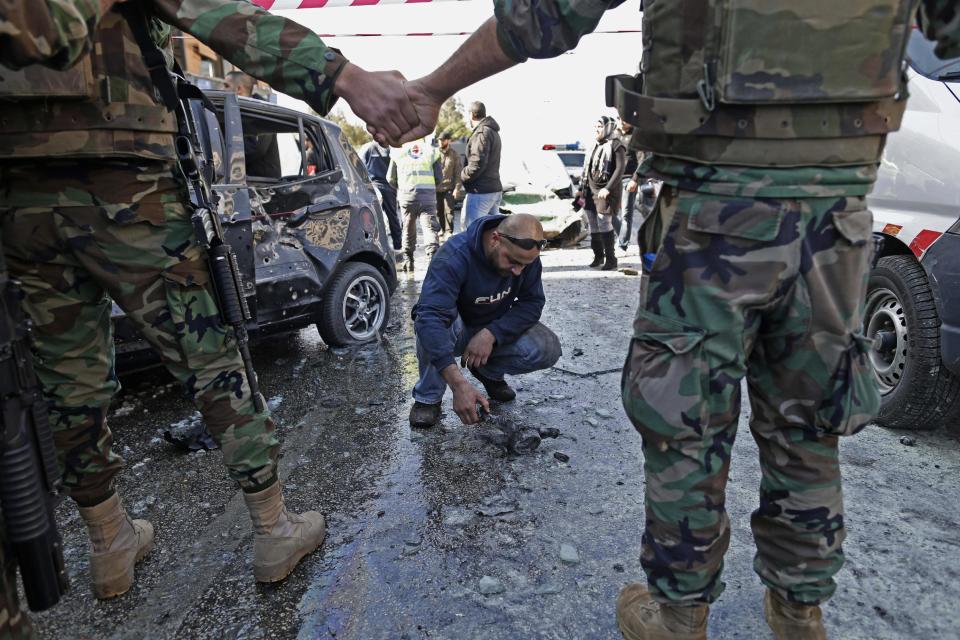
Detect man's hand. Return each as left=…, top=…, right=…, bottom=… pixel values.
left=451, top=380, right=490, bottom=425
left=384, top=78, right=444, bottom=146
left=626, top=179, right=639, bottom=193
left=597, top=187, right=610, bottom=200
left=334, top=63, right=420, bottom=146
left=461, top=328, right=496, bottom=369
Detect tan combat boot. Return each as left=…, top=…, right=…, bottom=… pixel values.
left=616, top=583, right=708, bottom=640
left=243, top=482, right=326, bottom=582
left=78, top=493, right=154, bottom=599
left=764, top=589, right=827, bottom=640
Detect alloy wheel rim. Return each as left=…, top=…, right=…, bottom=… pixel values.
left=342, top=274, right=386, bottom=341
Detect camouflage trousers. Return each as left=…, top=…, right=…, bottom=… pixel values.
left=0, top=538, right=33, bottom=640
left=0, top=249, right=35, bottom=640
left=622, top=185, right=879, bottom=606
left=0, top=160, right=279, bottom=505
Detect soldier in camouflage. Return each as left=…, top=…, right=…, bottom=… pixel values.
left=0, top=0, right=420, bottom=607
left=393, top=1, right=960, bottom=639
left=1, top=2, right=119, bottom=634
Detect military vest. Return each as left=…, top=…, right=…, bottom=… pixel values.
left=607, top=0, right=917, bottom=167
left=0, top=11, right=178, bottom=161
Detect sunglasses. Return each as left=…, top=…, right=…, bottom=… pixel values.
left=499, top=233, right=547, bottom=251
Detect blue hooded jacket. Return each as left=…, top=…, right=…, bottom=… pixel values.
left=412, top=215, right=546, bottom=372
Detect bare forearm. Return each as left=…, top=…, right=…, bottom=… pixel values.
left=440, top=363, right=469, bottom=390
left=419, top=18, right=517, bottom=103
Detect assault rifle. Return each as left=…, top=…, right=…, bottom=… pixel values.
left=120, top=1, right=264, bottom=413
left=0, top=269, right=69, bottom=611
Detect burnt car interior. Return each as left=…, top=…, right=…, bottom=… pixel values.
left=233, top=111, right=339, bottom=216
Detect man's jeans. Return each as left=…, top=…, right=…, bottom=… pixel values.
left=374, top=182, right=402, bottom=250
left=413, top=318, right=562, bottom=404
left=461, top=191, right=501, bottom=229
left=617, top=177, right=638, bottom=250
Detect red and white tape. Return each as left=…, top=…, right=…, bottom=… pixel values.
left=252, top=0, right=469, bottom=9
left=317, top=29, right=640, bottom=37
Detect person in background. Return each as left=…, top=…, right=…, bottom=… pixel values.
left=388, top=137, right=442, bottom=272
left=460, top=101, right=502, bottom=227
left=360, top=139, right=403, bottom=251
left=616, top=118, right=645, bottom=252
left=304, top=137, right=318, bottom=175
left=579, top=116, right=625, bottom=271
left=436, top=130, right=463, bottom=240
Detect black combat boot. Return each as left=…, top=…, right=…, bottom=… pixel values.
left=601, top=231, right=619, bottom=271
left=409, top=401, right=441, bottom=428
left=469, top=367, right=517, bottom=402
left=588, top=233, right=604, bottom=268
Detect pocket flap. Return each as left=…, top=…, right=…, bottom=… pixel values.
left=832, top=205, right=872, bottom=247
left=161, top=257, right=210, bottom=288
left=686, top=196, right=785, bottom=242
left=632, top=308, right=705, bottom=355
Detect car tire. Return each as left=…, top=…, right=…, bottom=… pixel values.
left=866, top=255, right=960, bottom=430
left=317, top=262, right=391, bottom=347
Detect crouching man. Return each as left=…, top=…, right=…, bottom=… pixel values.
left=409, top=213, right=562, bottom=427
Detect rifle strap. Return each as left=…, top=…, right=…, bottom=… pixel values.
left=117, top=0, right=214, bottom=209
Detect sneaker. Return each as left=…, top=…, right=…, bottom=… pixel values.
left=469, top=368, right=516, bottom=402
left=409, top=401, right=441, bottom=428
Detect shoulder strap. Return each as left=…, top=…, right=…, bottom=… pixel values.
left=116, top=0, right=214, bottom=207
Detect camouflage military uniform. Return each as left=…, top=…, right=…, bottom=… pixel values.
left=494, top=0, right=960, bottom=613
left=0, top=248, right=35, bottom=640
left=0, top=0, right=348, bottom=507
left=0, top=2, right=108, bottom=634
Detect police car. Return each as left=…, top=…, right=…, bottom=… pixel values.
left=542, top=143, right=585, bottom=187
left=866, top=30, right=960, bottom=431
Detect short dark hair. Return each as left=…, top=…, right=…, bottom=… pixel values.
left=469, top=101, right=486, bottom=120
left=439, top=130, right=453, bottom=140
left=225, top=70, right=254, bottom=93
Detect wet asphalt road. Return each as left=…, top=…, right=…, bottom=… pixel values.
left=34, top=246, right=960, bottom=640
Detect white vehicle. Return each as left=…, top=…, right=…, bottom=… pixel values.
left=542, top=143, right=585, bottom=187
left=866, top=30, right=960, bottom=430
left=498, top=147, right=584, bottom=244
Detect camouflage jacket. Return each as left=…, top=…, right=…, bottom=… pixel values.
left=494, top=0, right=960, bottom=63
left=495, top=0, right=960, bottom=194
left=0, top=0, right=104, bottom=70
left=0, top=0, right=347, bottom=161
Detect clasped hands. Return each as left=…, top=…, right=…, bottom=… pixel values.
left=335, top=63, right=443, bottom=148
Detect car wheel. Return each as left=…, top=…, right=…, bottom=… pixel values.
left=317, top=262, right=391, bottom=346
left=866, top=255, right=960, bottom=430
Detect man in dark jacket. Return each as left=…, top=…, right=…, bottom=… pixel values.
left=409, top=213, right=561, bottom=428
left=460, top=101, right=503, bottom=228
left=360, top=139, right=403, bottom=250
left=616, top=119, right=644, bottom=251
